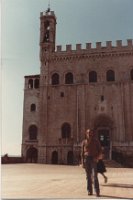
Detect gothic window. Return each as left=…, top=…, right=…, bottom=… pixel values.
left=61, top=123, right=71, bottom=139
left=30, top=104, right=36, bottom=112
left=89, top=71, right=97, bottom=82
left=106, top=70, right=115, bottom=81
left=65, top=72, right=73, bottom=84
left=29, top=125, right=38, bottom=140
left=28, top=79, right=33, bottom=89
left=52, top=73, right=59, bottom=85
left=34, top=79, right=39, bottom=88
left=130, top=69, right=133, bottom=80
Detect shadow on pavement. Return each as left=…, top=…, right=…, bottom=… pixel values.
left=101, top=194, right=131, bottom=199
left=102, top=183, right=133, bottom=188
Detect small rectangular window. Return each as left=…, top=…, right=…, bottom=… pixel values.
left=60, top=92, right=64, bottom=97
left=101, top=95, right=104, bottom=102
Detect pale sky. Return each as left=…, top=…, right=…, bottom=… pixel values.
left=1, top=0, right=133, bottom=156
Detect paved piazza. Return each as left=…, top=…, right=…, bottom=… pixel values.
left=1, top=163, right=133, bottom=199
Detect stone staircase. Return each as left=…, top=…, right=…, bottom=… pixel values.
left=104, top=159, right=123, bottom=168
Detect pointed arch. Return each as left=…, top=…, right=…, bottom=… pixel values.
left=93, top=114, right=113, bottom=129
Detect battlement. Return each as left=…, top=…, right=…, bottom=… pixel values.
left=56, top=39, right=133, bottom=53
left=40, top=10, right=56, bottom=17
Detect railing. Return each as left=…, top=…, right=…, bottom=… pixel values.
left=58, top=137, right=74, bottom=145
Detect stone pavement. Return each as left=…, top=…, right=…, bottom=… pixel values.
left=1, top=163, right=133, bottom=199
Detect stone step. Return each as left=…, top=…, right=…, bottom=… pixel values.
left=104, top=159, right=123, bottom=168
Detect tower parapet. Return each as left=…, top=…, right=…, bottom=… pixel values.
left=56, top=39, right=133, bottom=53
left=40, top=10, right=56, bottom=18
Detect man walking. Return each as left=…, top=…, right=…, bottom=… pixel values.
left=81, top=129, right=102, bottom=197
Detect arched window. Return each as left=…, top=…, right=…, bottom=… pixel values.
left=89, top=71, right=97, bottom=82
left=28, top=79, right=33, bottom=89
left=61, top=123, right=71, bottom=138
left=30, top=104, right=36, bottom=112
left=65, top=72, right=73, bottom=84
left=106, top=70, right=115, bottom=81
left=52, top=73, right=59, bottom=85
left=29, top=125, right=38, bottom=140
left=130, top=69, right=133, bottom=80
left=34, top=79, right=39, bottom=88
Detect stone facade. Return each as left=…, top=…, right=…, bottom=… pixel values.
left=22, top=9, right=133, bottom=164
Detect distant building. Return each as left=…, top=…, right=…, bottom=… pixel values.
left=22, top=8, right=133, bottom=164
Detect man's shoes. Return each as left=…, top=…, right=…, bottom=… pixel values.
left=96, top=192, right=100, bottom=197
left=88, top=191, right=93, bottom=195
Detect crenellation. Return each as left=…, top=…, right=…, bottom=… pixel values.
left=116, top=40, right=122, bottom=47
left=127, top=39, right=133, bottom=47
left=76, top=44, right=82, bottom=51
left=66, top=44, right=72, bottom=51
left=106, top=41, right=112, bottom=48
left=56, top=45, right=62, bottom=52
left=40, top=10, right=56, bottom=17
left=86, top=43, right=91, bottom=49
left=96, top=42, right=102, bottom=49
left=55, top=39, right=133, bottom=53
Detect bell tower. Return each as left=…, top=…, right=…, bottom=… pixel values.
left=40, top=7, right=56, bottom=54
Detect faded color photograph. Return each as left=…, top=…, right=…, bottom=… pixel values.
left=1, top=0, right=133, bottom=199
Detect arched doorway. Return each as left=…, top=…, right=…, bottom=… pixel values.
left=51, top=151, right=58, bottom=164
left=26, top=146, right=38, bottom=163
left=67, top=151, right=74, bottom=165
left=93, top=114, right=113, bottom=159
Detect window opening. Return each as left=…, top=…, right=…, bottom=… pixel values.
left=106, top=70, right=115, bottom=81
left=29, top=125, right=38, bottom=140
left=65, top=72, right=73, bottom=84
left=60, top=92, right=64, bottom=97
left=130, top=69, right=133, bottom=80
left=31, top=104, right=36, bottom=112
left=89, top=71, right=97, bottom=82
left=52, top=73, right=59, bottom=85
left=61, top=123, right=71, bottom=138
left=34, top=79, right=39, bottom=88
left=28, top=79, right=33, bottom=89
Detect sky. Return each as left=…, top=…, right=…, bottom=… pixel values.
left=1, top=0, right=133, bottom=156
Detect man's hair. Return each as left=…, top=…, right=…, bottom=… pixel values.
left=86, top=129, right=94, bottom=133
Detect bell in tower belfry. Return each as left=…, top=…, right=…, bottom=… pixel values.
left=40, top=7, right=56, bottom=53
